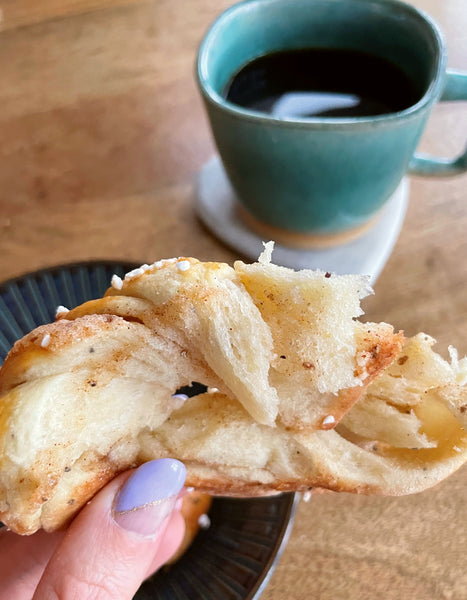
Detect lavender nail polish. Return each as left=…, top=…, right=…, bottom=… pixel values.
left=113, top=459, right=186, bottom=536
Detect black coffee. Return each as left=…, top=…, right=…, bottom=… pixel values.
left=223, top=48, right=420, bottom=118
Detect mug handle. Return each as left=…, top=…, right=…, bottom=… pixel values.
left=409, top=69, right=467, bottom=176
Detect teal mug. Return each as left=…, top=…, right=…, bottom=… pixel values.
left=196, top=0, right=467, bottom=247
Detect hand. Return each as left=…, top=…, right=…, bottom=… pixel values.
left=0, top=458, right=186, bottom=600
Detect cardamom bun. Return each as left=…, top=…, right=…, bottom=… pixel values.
left=0, top=244, right=465, bottom=534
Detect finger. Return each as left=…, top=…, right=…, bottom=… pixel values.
left=33, top=458, right=186, bottom=600
left=0, top=529, right=65, bottom=600
left=145, top=509, right=186, bottom=578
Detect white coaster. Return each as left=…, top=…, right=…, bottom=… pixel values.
left=196, top=156, right=408, bottom=284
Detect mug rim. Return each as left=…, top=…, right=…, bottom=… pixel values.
left=196, top=0, right=447, bottom=128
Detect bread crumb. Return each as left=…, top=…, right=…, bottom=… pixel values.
left=303, top=490, right=312, bottom=502
left=322, top=415, right=335, bottom=427
left=40, top=334, right=51, bottom=348
left=111, top=274, right=123, bottom=290
left=258, top=241, right=275, bottom=264
left=55, top=305, right=69, bottom=317
left=198, top=513, right=211, bottom=529
left=124, top=265, right=150, bottom=281
left=177, top=260, right=191, bottom=272
left=449, top=345, right=467, bottom=386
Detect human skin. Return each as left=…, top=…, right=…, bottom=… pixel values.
left=0, top=460, right=186, bottom=600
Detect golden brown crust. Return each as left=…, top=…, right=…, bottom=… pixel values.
left=0, top=314, right=128, bottom=395
left=283, top=325, right=405, bottom=431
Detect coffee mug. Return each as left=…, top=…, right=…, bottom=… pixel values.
left=196, top=0, right=467, bottom=247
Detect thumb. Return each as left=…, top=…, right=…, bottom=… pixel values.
left=33, top=459, right=186, bottom=600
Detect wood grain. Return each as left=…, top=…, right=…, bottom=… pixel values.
left=0, top=1, right=465, bottom=598
left=0, top=0, right=150, bottom=32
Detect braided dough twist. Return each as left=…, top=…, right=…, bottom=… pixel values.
left=0, top=246, right=466, bottom=534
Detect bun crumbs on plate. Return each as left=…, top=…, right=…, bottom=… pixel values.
left=0, top=242, right=466, bottom=535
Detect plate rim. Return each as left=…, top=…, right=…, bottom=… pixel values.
left=0, top=259, right=140, bottom=290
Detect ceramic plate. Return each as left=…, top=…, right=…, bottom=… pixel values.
left=0, top=261, right=298, bottom=600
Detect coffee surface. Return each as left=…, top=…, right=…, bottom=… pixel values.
left=224, top=48, right=420, bottom=118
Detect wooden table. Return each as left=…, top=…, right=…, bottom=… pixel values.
left=0, top=1, right=466, bottom=598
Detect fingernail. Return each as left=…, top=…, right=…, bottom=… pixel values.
left=113, top=459, right=186, bottom=537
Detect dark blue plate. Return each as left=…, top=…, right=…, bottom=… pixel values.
left=0, top=261, right=297, bottom=600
